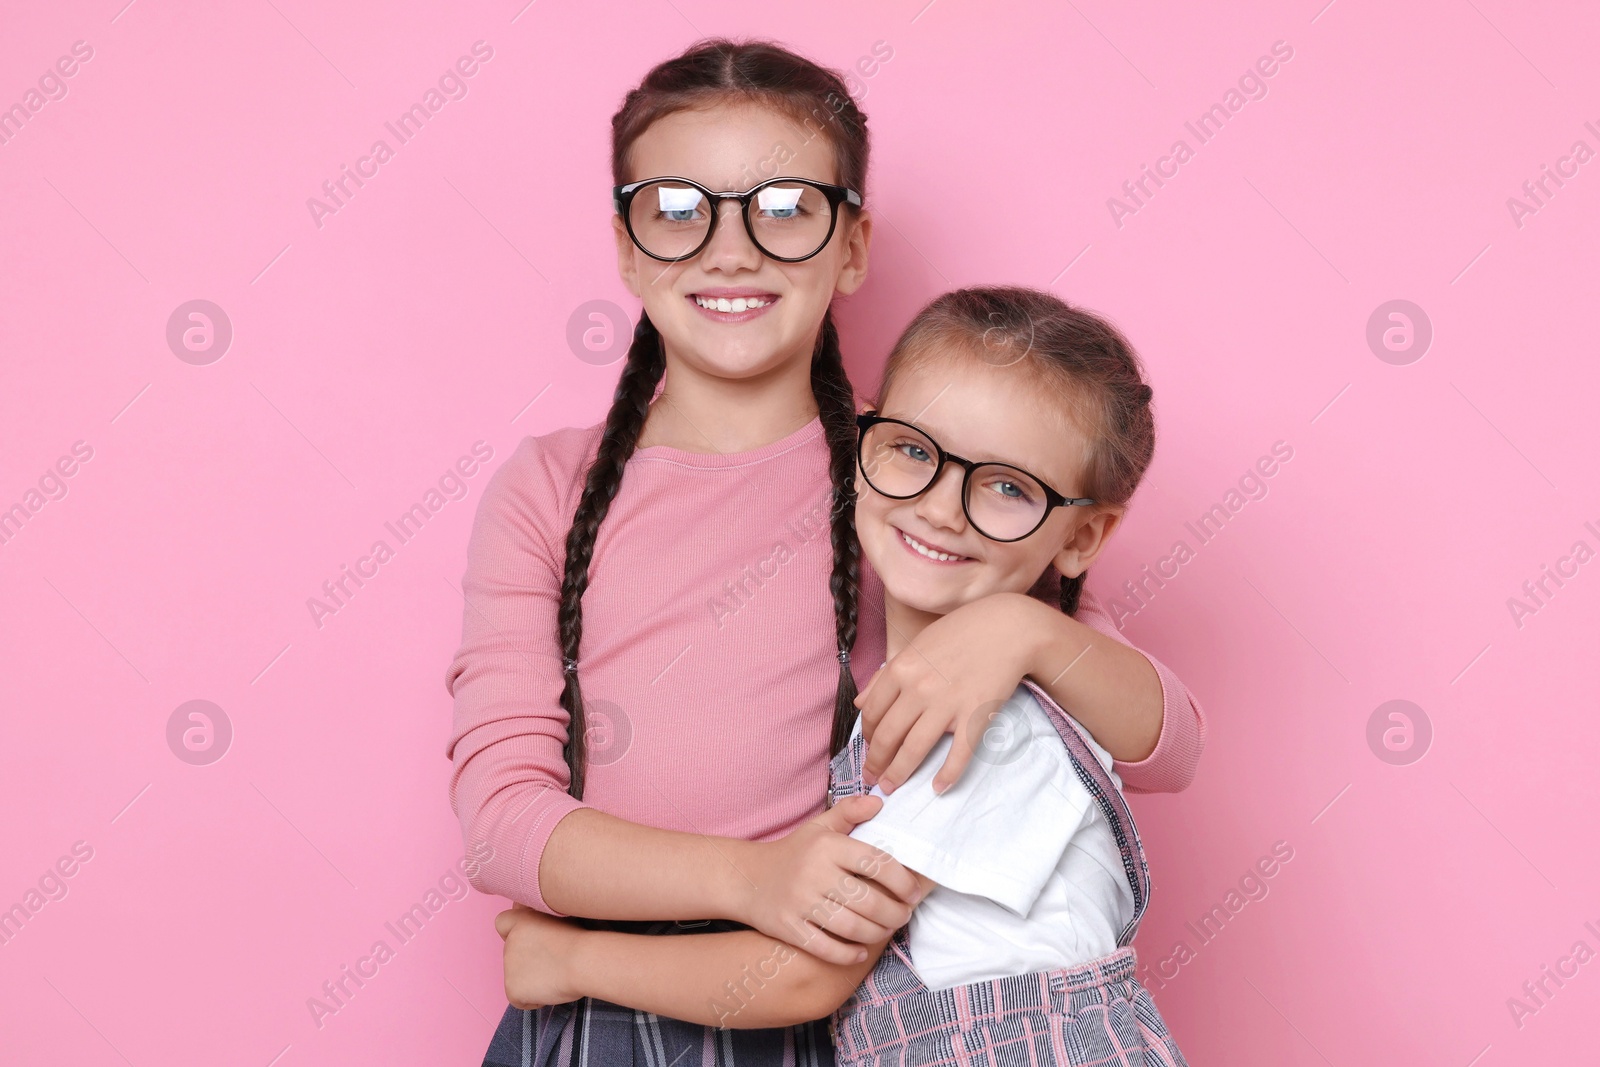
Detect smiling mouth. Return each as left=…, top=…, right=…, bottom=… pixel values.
left=690, top=293, right=777, bottom=314
left=896, top=527, right=973, bottom=563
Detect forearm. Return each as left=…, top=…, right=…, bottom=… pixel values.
left=1007, top=592, right=1164, bottom=762
left=539, top=808, right=755, bottom=923
left=566, top=927, right=873, bottom=1029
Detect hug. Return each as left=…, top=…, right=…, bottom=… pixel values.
left=445, top=35, right=1206, bottom=1067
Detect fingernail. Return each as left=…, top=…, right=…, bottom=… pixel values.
left=857, top=949, right=868, bottom=962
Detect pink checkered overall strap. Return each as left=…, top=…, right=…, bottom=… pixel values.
left=1016, top=679, right=1151, bottom=943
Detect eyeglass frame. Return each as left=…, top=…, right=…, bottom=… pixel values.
left=854, top=412, right=1096, bottom=543
left=612, top=175, right=864, bottom=264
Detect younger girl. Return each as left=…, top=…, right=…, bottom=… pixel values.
left=492, top=285, right=1189, bottom=1064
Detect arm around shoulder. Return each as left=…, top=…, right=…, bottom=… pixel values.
left=1069, top=586, right=1208, bottom=793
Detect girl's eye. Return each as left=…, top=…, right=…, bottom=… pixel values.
left=755, top=186, right=808, bottom=221
left=893, top=441, right=933, bottom=464
left=654, top=188, right=706, bottom=224
left=982, top=476, right=1036, bottom=504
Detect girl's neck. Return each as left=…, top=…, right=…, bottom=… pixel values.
left=883, top=593, right=942, bottom=661
left=637, top=342, right=821, bottom=455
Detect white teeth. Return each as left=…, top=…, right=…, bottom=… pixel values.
left=901, top=530, right=964, bottom=562
left=694, top=295, right=769, bottom=312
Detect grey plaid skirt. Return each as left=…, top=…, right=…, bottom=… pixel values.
left=481, top=918, right=837, bottom=1067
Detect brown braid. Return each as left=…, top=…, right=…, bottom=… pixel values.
left=556, top=313, right=665, bottom=799
left=811, top=310, right=862, bottom=758
left=1059, top=570, right=1085, bottom=616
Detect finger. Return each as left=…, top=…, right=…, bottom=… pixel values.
left=862, top=693, right=920, bottom=785
left=878, top=713, right=951, bottom=795
left=507, top=990, right=544, bottom=1011
left=811, top=898, right=895, bottom=946
left=856, top=668, right=900, bottom=743
left=829, top=873, right=914, bottom=934
left=790, top=917, right=870, bottom=965
left=846, top=843, right=922, bottom=906
left=862, top=692, right=917, bottom=782
left=822, top=859, right=911, bottom=932
left=932, top=711, right=980, bottom=794
left=495, top=910, right=516, bottom=940
left=815, top=793, right=882, bottom=833
left=853, top=665, right=880, bottom=714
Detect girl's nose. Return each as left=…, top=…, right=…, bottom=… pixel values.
left=914, top=465, right=967, bottom=532
left=699, top=199, right=763, bottom=271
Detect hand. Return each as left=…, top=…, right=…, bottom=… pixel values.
left=857, top=592, right=1041, bottom=794
left=736, top=794, right=923, bottom=966
left=496, top=905, right=584, bottom=1009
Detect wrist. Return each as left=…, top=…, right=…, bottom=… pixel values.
left=555, top=923, right=590, bottom=1000
left=717, top=838, right=761, bottom=924
left=989, top=591, right=1065, bottom=678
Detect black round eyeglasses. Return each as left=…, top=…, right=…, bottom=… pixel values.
left=613, top=175, right=863, bottom=263
left=855, top=413, right=1096, bottom=543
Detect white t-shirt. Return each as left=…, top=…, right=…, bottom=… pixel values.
left=846, top=684, right=1135, bottom=992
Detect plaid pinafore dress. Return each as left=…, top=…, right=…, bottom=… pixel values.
left=826, top=679, right=1189, bottom=1067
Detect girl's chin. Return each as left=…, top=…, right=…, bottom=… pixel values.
left=673, top=330, right=796, bottom=375
left=879, top=572, right=970, bottom=613
left=886, top=593, right=968, bottom=620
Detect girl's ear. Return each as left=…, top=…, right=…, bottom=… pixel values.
left=1052, top=506, right=1124, bottom=579
left=613, top=215, right=643, bottom=298
left=834, top=211, right=873, bottom=297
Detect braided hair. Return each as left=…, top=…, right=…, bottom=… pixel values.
left=811, top=310, right=863, bottom=759
left=556, top=313, right=666, bottom=799
left=558, top=38, right=872, bottom=799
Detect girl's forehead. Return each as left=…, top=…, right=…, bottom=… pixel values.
left=881, top=351, right=1091, bottom=483
left=627, top=102, right=839, bottom=187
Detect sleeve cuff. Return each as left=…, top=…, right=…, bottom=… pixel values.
left=1111, top=645, right=1205, bottom=793
left=477, top=786, right=589, bottom=917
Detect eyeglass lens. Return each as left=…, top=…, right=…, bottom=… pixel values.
left=627, top=180, right=836, bottom=260
left=859, top=420, right=1051, bottom=541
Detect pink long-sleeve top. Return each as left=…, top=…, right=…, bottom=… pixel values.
left=443, top=415, right=1207, bottom=915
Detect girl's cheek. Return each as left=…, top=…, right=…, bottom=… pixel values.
left=856, top=501, right=893, bottom=546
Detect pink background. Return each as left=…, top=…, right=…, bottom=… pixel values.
left=3, top=0, right=1597, bottom=1063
